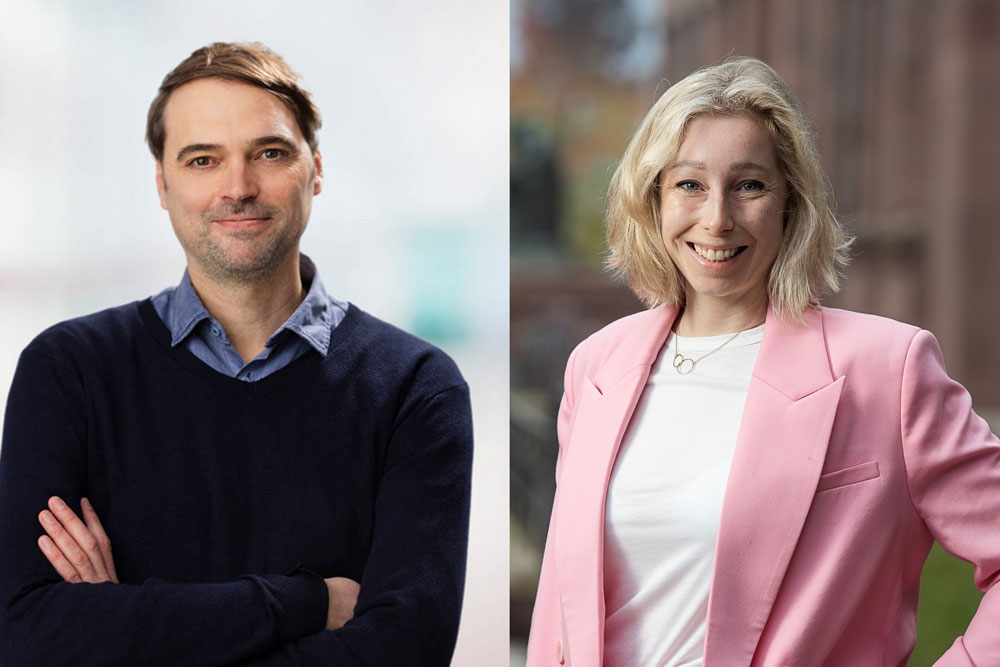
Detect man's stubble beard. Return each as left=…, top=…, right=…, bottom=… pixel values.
left=186, top=203, right=305, bottom=287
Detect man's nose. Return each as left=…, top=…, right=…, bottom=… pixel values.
left=702, top=191, right=735, bottom=235
left=220, top=160, right=259, bottom=201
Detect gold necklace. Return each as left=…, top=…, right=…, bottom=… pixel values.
left=671, top=329, right=743, bottom=375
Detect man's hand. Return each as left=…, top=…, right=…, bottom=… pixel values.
left=324, top=577, right=360, bottom=630
left=37, top=496, right=118, bottom=584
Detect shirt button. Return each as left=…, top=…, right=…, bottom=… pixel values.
left=211, top=326, right=221, bottom=337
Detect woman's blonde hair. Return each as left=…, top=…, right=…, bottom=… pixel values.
left=606, top=57, right=852, bottom=318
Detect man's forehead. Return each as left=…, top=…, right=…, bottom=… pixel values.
left=162, top=77, right=304, bottom=150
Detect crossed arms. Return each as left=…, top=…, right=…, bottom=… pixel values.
left=0, top=345, right=474, bottom=665
left=35, top=496, right=360, bottom=631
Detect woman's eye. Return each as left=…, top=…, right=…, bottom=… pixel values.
left=677, top=181, right=700, bottom=191
left=739, top=180, right=764, bottom=191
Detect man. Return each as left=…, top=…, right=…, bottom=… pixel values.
left=0, top=42, right=472, bottom=665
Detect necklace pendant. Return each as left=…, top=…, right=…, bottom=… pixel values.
left=672, top=327, right=746, bottom=375
left=672, top=353, right=695, bottom=375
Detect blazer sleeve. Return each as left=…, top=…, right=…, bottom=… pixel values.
left=526, top=343, right=584, bottom=666
left=899, top=330, right=1000, bottom=666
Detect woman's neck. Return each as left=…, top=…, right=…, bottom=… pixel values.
left=674, top=290, right=768, bottom=337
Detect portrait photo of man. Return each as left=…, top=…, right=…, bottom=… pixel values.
left=0, top=4, right=507, bottom=665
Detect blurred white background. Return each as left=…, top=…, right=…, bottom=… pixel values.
left=0, top=1, right=509, bottom=664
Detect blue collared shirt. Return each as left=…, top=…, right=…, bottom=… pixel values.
left=150, top=254, right=349, bottom=382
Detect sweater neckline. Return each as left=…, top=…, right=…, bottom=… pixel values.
left=137, top=297, right=362, bottom=399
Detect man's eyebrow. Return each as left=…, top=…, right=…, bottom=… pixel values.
left=175, top=143, right=223, bottom=163
left=174, top=136, right=300, bottom=163
left=251, top=135, right=299, bottom=151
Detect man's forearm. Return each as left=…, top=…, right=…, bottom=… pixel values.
left=0, top=568, right=329, bottom=665
left=15, top=497, right=360, bottom=666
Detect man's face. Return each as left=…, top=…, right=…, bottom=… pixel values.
left=156, top=77, right=322, bottom=285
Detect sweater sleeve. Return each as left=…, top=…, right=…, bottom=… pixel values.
left=897, top=331, right=1000, bottom=666
left=0, top=348, right=329, bottom=666
left=237, top=381, right=474, bottom=666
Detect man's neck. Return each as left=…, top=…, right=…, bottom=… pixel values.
left=188, top=256, right=306, bottom=364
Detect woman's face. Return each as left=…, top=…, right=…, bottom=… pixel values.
left=659, top=113, right=787, bottom=312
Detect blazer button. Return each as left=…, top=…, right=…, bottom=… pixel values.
left=556, top=638, right=565, bottom=664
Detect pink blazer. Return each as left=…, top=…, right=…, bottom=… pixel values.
left=526, top=304, right=1000, bottom=666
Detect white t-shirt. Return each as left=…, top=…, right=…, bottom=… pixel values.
left=603, top=325, right=764, bottom=667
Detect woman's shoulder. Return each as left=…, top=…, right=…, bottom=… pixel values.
left=818, top=306, right=934, bottom=378
left=819, top=306, right=922, bottom=346
left=587, top=306, right=667, bottom=341
left=562, top=306, right=675, bottom=388
left=573, top=306, right=671, bottom=358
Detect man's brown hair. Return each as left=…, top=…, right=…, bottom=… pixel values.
left=146, top=42, right=322, bottom=162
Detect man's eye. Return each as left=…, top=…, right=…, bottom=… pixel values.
left=261, top=148, right=284, bottom=160
left=677, top=181, right=700, bottom=191
left=190, top=156, right=213, bottom=168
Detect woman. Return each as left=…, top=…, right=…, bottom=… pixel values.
left=526, top=58, right=1000, bottom=666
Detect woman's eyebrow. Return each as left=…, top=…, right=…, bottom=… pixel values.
left=666, top=160, right=706, bottom=171
left=666, top=160, right=773, bottom=173
left=730, top=161, right=771, bottom=173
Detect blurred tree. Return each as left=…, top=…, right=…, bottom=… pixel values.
left=522, top=0, right=635, bottom=74
left=511, top=119, right=562, bottom=252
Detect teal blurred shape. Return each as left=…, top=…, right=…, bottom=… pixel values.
left=406, top=225, right=471, bottom=344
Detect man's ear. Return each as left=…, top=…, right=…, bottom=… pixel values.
left=155, top=161, right=168, bottom=210
left=312, top=150, right=323, bottom=196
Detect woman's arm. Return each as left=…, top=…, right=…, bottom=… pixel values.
left=526, top=343, right=583, bottom=666
left=900, top=330, right=1000, bottom=666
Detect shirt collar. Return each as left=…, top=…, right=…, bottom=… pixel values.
left=264, top=254, right=332, bottom=356
left=167, top=270, right=212, bottom=346
left=166, top=254, right=333, bottom=357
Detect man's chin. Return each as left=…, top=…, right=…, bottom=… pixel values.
left=196, top=248, right=298, bottom=285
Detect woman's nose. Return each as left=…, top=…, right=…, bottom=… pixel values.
left=702, top=192, right=735, bottom=234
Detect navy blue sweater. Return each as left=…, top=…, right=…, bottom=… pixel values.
left=0, top=299, right=473, bottom=665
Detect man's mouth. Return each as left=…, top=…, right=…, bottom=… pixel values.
left=214, top=216, right=271, bottom=222
left=212, top=217, right=272, bottom=231
left=689, top=242, right=746, bottom=262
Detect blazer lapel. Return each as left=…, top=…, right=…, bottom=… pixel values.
left=704, top=306, right=845, bottom=666
left=553, top=305, right=678, bottom=666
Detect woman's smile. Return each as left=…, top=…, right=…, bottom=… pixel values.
left=687, top=242, right=748, bottom=264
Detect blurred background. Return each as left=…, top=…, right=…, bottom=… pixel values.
left=0, top=1, right=507, bottom=664
left=511, top=0, right=1000, bottom=664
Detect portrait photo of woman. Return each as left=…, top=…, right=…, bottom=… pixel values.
left=523, top=55, right=1000, bottom=666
